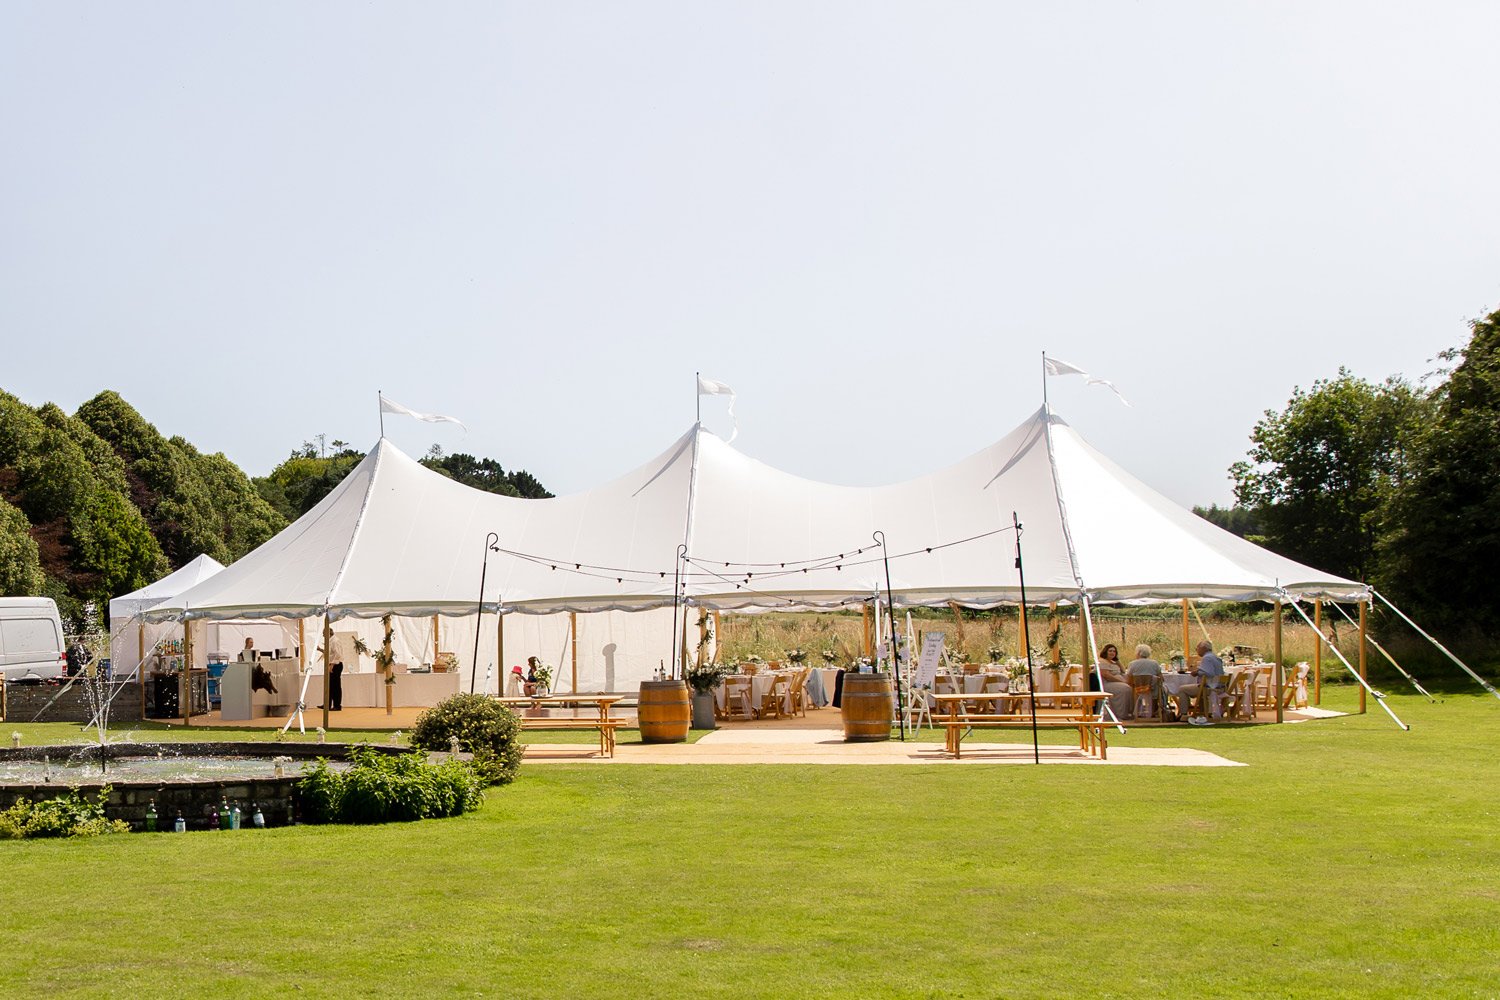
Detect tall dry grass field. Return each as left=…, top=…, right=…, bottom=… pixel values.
left=716, top=608, right=1371, bottom=686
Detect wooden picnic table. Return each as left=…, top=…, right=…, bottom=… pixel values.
left=929, top=691, right=1114, bottom=759
left=494, top=695, right=626, bottom=757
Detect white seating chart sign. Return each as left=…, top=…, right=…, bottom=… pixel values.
left=917, top=631, right=945, bottom=687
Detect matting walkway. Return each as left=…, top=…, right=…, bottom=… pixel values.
left=526, top=726, right=1245, bottom=767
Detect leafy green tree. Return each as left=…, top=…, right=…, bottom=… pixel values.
left=1192, top=504, right=1262, bottom=540
left=254, top=447, right=367, bottom=521
left=255, top=441, right=553, bottom=521
left=77, top=391, right=285, bottom=564
left=0, top=498, right=44, bottom=596
left=1230, top=370, right=1429, bottom=581
left=421, top=450, right=554, bottom=499
left=1379, top=308, right=1500, bottom=630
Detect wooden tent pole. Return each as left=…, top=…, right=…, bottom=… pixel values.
left=1181, top=598, right=1191, bottom=666
left=497, top=613, right=504, bottom=695
left=432, top=614, right=440, bottom=661
left=1359, top=599, right=1368, bottom=715
left=1047, top=602, right=1059, bottom=665
left=298, top=619, right=306, bottom=671
left=696, top=611, right=708, bottom=669
left=862, top=604, right=873, bottom=657
left=1313, top=599, right=1322, bottom=706
left=1078, top=605, right=1089, bottom=667
left=322, top=616, right=332, bottom=730
left=139, top=623, right=147, bottom=720
left=570, top=612, right=579, bottom=693
left=1273, top=600, right=1284, bottom=724
left=181, top=619, right=193, bottom=726
left=711, top=611, right=722, bottom=664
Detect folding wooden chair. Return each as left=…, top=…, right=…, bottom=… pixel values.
left=758, top=677, right=789, bottom=719
left=1220, top=670, right=1253, bottom=720
left=1129, top=675, right=1160, bottom=720
left=724, top=676, right=755, bottom=720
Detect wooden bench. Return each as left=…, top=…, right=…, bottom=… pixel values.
left=514, top=716, right=626, bottom=756
left=934, top=713, right=1111, bottom=759
left=495, top=695, right=626, bottom=758
left=930, top=692, right=1113, bottom=760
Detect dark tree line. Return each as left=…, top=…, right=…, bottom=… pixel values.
left=1213, top=305, right=1500, bottom=635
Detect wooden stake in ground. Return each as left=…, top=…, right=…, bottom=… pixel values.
left=1274, top=600, right=1283, bottom=725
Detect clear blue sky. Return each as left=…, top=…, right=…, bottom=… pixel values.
left=3, top=2, right=1497, bottom=506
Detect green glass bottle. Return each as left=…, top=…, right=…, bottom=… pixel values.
left=145, top=799, right=157, bottom=832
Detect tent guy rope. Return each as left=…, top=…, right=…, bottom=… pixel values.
left=1283, top=598, right=1408, bottom=731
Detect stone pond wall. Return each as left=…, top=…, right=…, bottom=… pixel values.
left=0, top=742, right=414, bottom=831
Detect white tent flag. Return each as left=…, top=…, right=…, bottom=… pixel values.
left=379, top=394, right=467, bottom=431
left=1043, top=357, right=1131, bottom=407
left=696, top=375, right=739, bottom=443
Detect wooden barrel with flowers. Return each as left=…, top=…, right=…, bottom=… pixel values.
left=637, top=679, right=691, bottom=743
left=841, top=672, right=894, bottom=742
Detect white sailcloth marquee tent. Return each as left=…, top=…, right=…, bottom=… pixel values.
left=109, top=554, right=225, bottom=676
left=145, top=407, right=1366, bottom=692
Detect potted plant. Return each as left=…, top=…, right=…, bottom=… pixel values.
left=685, top=660, right=735, bottom=729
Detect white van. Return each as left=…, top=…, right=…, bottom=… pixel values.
left=0, top=597, right=67, bottom=682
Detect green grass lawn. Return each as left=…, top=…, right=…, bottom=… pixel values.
left=1, top=688, right=1497, bottom=998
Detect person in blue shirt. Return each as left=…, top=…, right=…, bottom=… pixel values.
left=1186, top=641, right=1226, bottom=722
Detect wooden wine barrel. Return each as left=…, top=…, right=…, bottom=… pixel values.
left=841, top=672, right=894, bottom=742
left=638, top=679, right=691, bottom=743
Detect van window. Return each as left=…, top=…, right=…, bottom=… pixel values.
left=2, top=618, right=60, bottom=655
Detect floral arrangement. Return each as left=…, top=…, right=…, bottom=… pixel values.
left=786, top=648, right=807, bottom=664
left=987, top=646, right=1004, bottom=663
left=528, top=660, right=554, bottom=689
left=685, top=660, right=736, bottom=695
left=821, top=649, right=838, bottom=665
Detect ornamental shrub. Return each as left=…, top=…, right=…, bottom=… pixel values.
left=0, top=787, right=130, bottom=839
left=296, top=745, right=484, bottom=825
left=410, top=693, right=523, bottom=786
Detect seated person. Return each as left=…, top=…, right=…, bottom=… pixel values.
left=239, top=637, right=256, bottom=662
left=1126, top=644, right=1162, bottom=679
left=1126, top=644, right=1163, bottom=716
left=1094, top=643, right=1134, bottom=720
left=1177, top=640, right=1227, bottom=721
left=1195, top=640, right=1226, bottom=717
